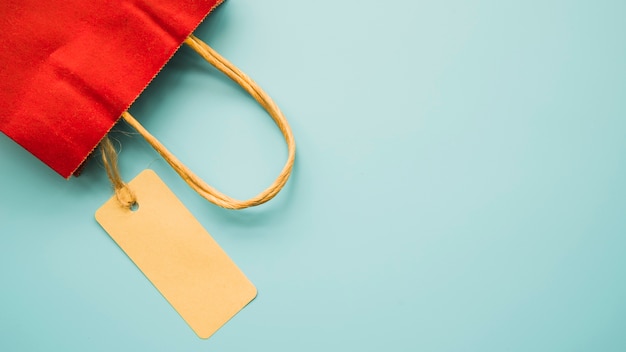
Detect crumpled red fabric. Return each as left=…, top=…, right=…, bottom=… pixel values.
left=0, top=0, right=222, bottom=178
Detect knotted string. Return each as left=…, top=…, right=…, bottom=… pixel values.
left=102, top=34, right=295, bottom=210
left=100, top=136, right=137, bottom=209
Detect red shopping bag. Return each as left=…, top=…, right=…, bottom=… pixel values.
left=0, top=0, right=223, bottom=178
left=1, top=1, right=296, bottom=338
left=1, top=0, right=295, bottom=210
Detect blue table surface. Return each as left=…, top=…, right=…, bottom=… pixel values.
left=2, top=1, right=625, bottom=351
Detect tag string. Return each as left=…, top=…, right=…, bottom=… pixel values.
left=101, top=34, right=296, bottom=210
left=100, top=136, right=137, bottom=208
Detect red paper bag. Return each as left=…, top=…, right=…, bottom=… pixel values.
left=1, top=1, right=295, bottom=338
left=0, top=0, right=222, bottom=178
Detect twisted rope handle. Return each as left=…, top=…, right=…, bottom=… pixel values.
left=120, top=34, right=296, bottom=210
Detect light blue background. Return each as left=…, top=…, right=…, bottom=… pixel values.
left=1, top=0, right=625, bottom=350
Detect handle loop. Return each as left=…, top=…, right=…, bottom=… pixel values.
left=120, top=34, right=296, bottom=210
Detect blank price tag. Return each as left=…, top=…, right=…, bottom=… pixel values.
left=95, top=170, right=256, bottom=339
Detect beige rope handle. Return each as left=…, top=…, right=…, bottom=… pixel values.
left=120, top=34, right=296, bottom=210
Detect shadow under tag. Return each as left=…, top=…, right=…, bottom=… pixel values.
left=95, top=170, right=257, bottom=339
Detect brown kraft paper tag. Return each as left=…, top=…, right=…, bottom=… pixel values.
left=96, top=169, right=257, bottom=338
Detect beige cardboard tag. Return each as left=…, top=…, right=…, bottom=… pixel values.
left=95, top=170, right=257, bottom=339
